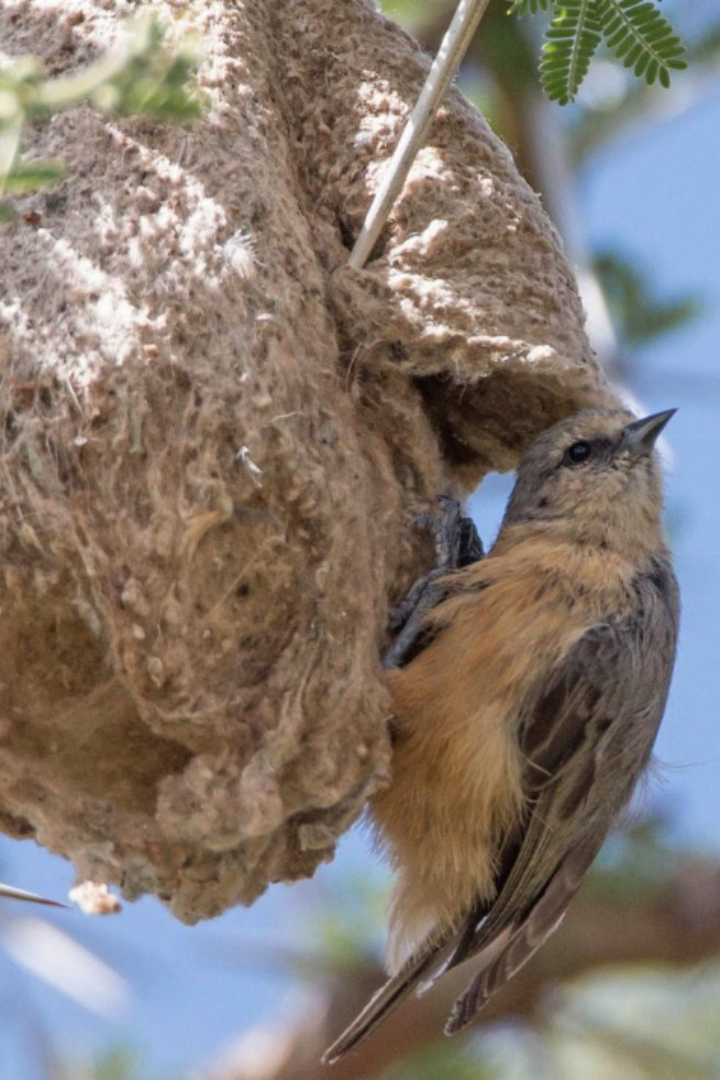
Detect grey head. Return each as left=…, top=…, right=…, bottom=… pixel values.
left=502, top=407, right=676, bottom=552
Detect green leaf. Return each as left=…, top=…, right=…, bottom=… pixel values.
left=509, top=0, right=688, bottom=104
left=597, top=0, right=688, bottom=88
left=0, top=14, right=206, bottom=210
left=540, top=0, right=604, bottom=104
left=510, top=0, right=552, bottom=15
left=2, top=159, right=66, bottom=195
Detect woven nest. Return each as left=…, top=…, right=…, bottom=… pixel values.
left=0, top=0, right=613, bottom=921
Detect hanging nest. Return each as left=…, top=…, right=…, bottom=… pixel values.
left=0, top=0, right=614, bottom=922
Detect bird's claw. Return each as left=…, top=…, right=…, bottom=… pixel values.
left=385, top=498, right=484, bottom=668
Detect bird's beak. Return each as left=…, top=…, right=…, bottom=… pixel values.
left=622, top=409, right=677, bottom=456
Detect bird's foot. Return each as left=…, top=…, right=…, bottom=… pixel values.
left=384, top=498, right=483, bottom=669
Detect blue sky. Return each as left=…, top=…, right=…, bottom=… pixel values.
left=584, top=89, right=720, bottom=847
left=1, top=61, right=719, bottom=1080
left=474, top=87, right=720, bottom=849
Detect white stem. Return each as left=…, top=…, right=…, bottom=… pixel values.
left=0, top=882, right=66, bottom=907
left=348, top=0, right=492, bottom=270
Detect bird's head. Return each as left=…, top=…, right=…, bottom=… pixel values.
left=501, top=407, right=675, bottom=555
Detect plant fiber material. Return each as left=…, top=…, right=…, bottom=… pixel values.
left=0, top=0, right=614, bottom=921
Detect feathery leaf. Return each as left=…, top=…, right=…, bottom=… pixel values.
left=597, top=0, right=687, bottom=86
left=510, top=0, right=687, bottom=103
left=540, top=1, right=604, bottom=105
left=511, top=0, right=552, bottom=16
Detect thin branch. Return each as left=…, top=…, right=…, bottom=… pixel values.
left=0, top=882, right=66, bottom=908
left=348, top=0, right=492, bottom=269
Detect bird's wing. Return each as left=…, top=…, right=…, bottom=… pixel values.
left=444, top=836, right=599, bottom=1033
left=412, top=620, right=628, bottom=1001
left=324, top=559, right=678, bottom=1060
left=448, top=621, right=635, bottom=963
left=323, top=623, right=624, bottom=1064
left=431, top=564, right=678, bottom=1025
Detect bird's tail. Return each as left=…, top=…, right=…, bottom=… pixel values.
left=322, top=941, right=452, bottom=1065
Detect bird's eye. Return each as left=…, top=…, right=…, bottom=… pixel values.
left=564, top=440, right=593, bottom=466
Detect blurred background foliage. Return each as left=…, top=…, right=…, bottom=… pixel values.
left=2, top=1, right=720, bottom=1077
left=0, top=14, right=206, bottom=221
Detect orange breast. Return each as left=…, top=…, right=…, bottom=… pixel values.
left=372, top=534, right=634, bottom=971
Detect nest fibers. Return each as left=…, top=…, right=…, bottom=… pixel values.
left=0, top=0, right=613, bottom=921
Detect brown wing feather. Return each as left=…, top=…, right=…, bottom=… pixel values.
left=427, top=622, right=631, bottom=986
left=324, top=559, right=678, bottom=1059
left=426, top=561, right=678, bottom=1009
left=445, top=837, right=600, bottom=1033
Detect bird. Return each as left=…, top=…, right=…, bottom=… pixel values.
left=323, top=406, right=679, bottom=1063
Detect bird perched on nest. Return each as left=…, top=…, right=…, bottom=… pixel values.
left=324, top=407, right=679, bottom=1063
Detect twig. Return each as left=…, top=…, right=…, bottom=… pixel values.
left=0, top=882, right=66, bottom=908
left=348, top=0, right=492, bottom=270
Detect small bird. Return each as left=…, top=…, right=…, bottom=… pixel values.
left=324, top=407, right=679, bottom=1063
